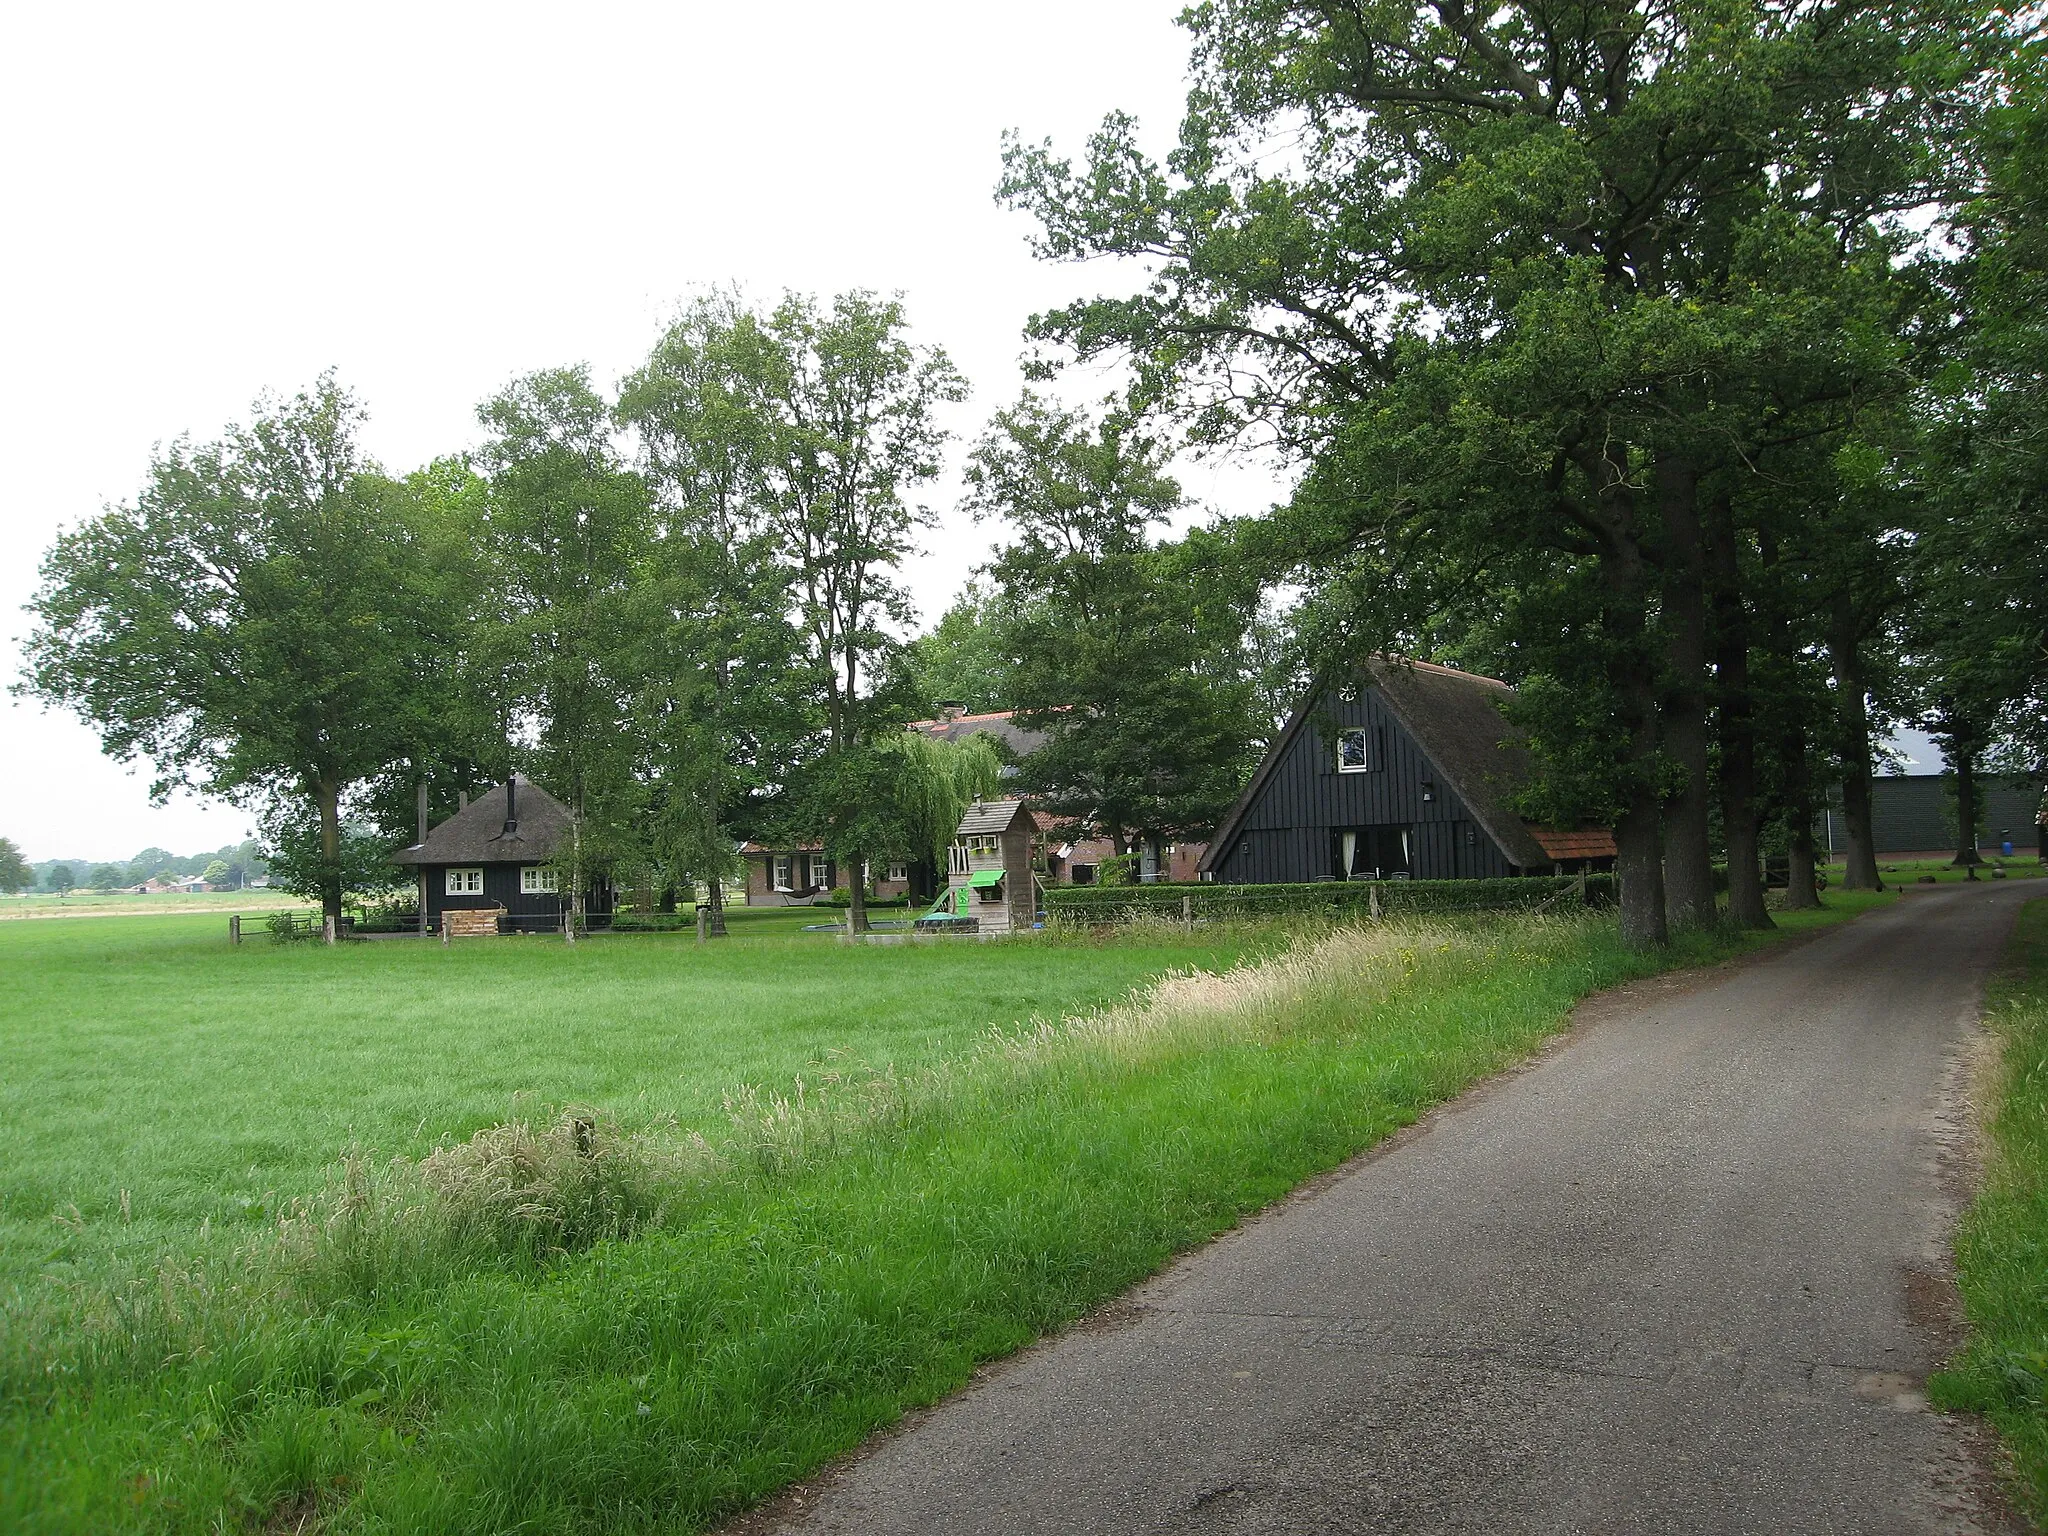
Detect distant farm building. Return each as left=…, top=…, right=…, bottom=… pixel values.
left=1201, top=658, right=1615, bottom=884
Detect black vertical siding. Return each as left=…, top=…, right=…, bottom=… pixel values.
left=1211, top=687, right=1518, bottom=883
left=421, top=862, right=613, bottom=923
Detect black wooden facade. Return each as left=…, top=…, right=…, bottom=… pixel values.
left=1203, top=659, right=1607, bottom=884
left=394, top=779, right=614, bottom=932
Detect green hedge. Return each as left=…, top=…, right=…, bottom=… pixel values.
left=1044, top=874, right=1615, bottom=921
left=611, top=911, right=695, bottom=932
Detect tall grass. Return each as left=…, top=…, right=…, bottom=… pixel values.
left=1, top=903, right=1880, bottom=1533
left=1936, top=896, right=2048, bottom=1520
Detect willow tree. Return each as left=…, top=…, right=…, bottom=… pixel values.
left=19, top=376, right=443, bottom=926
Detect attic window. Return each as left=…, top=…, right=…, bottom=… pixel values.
left=445, top=868, right=484, bottom=896
left=520, top=866, right=557, bottom=895
left=1337, top=728, right=1370, bottom=773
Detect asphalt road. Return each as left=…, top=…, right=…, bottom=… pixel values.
left=763, top=881, right=2034, bottom=1534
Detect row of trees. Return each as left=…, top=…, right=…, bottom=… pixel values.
left=996, top=0, right=2048, bottom=944
left=0, top=838, right=265, bottom=896
left=20, top=295, right=1273, bottom=930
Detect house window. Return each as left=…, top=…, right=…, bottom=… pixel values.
left=445, top=867, right=484, bottom=895
left=1337, top=728, right=1370, bottom=772
left=520, top=866, right=557, bottom=895
left=772, top=855, right=792, bottom=891
left=1332, top=826, right=1413, bottom=881
left=886, top=862, right=907, bottom=882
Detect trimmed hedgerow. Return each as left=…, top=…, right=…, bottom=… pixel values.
left=1044, top=874, right=1615, bottom=922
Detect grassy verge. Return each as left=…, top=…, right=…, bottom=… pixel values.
left=2, top=896, right=1886, bottom=1533
left=1936, top=896, right=2048, bottom=1522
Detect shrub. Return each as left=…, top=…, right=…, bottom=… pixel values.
left=610, top=911, right=694, bottom=932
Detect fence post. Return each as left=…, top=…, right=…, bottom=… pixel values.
left=440, top=911, right=451, bottom=946
left=1181, top=894, right=1192, bottom=930
left=1369, top=884, right=1382, bottom=923
left=229, top=914, right=241, bottom=946
left=696, top=905, right=708, bottom=945
left=323, top=913, right=336, bottom=946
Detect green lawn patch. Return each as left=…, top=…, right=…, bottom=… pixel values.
left=1936, top=896, right=2048, bottom=1521
left=1, top=896, right=1886, bottom=1532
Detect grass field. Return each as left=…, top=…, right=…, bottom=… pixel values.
left=1935, top=895, right=2048, bottom=1520
left=1, top=894, right=1890, bottom=1533
left=0, top=889, right=309, bottom=919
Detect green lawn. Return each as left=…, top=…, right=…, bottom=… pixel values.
left=0, top=913, right=1260, bottom=1291
left=1936, top=895, right=2048, bottom=1521
left=1, top=895, right=1889, bottom=1533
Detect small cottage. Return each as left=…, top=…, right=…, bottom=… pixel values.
left=942, top=799, right=1040, bottom=935
left=1201, top=657, right=1615, bottom=883
left=392, top=777, right=613, bottom=934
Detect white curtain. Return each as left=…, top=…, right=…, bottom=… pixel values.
left=1341, top=831, right=1358, bottom=878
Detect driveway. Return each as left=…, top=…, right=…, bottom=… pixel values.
left=761, top=882, right=2033, bottom=1534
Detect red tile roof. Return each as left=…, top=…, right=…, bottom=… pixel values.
left=1528, top=827, right=1618, bottom=860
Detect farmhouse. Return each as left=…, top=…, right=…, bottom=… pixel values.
left=740, top=704, right=1205, bottom=901
left=393, top=777, right=613, bottom=934
left=1201, top=657, right=1615, bottom=884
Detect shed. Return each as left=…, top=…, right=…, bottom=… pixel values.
left=392, top=777, right=613, bottom=934
left=943, top=799, right=1040, bottom=935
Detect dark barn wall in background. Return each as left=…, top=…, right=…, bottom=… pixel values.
left=420, top=864, right=613, bottom=925
left=1208, top=687, right=1516, bottom=884
left=1822, top=774, right=2046, bottom=855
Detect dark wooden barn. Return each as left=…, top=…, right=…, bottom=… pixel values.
left=392, top=777, right=613, bottom=933
left=1200, top=657, right=1615, bottom=884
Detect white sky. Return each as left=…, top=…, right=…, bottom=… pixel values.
left=0, top=0, right=1292, bottom=863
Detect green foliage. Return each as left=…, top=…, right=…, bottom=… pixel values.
left=967, top=395, right=1265, bottom=848
left=1936, top=899, right=2048, bottom=1518
left=906, top=581, right=1016, bottom=714
left=17, top=375, right=453, bottom=922
left=0, top=839, right=28, bottom=894
left=258, top=800, right=406, bottom=902
left=1047, top=876, right=1616, bottom=921
left=87, top=864, right=123, bottom=891
left=42, top=862, right=74, bottom=895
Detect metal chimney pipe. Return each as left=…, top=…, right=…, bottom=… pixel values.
left=502, top=775, right=518, bottom=836
left=417, top=780, right=429, bottom=845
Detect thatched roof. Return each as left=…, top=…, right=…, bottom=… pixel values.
left=1362, top=658, right=1553, bottom=868
left=392, top=778, right=573, bottom=866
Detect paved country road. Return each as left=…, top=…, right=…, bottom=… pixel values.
left=759, top=882, right=2037, bottom=1535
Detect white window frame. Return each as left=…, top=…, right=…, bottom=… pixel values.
left=1336, top=727, right=1370, bottom=773
left=772, top=855, right=792, bottom=892
left=886, top=862, right=907, bottom=882
left=445, top=867, right=484, bottom=896
left=519, top=866, right=557, bottom=895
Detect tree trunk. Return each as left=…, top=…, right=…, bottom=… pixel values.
left=1953, top=749, right=1984, bottom=874
left=1583, top=450, right=1669, bottom=950
left=1658, top=456, right=1716, bottom=929
left=847, top=851, right=869, bottom=933
left=315, top=777, right=343, bottom=933
left=1827, top=597, right=1884, bottom=891
left=706, top=872, right=728, bottom=935
left=1775, top=696, right=1821, bottom=911
left=1702, top=489, right=1771, bottom=930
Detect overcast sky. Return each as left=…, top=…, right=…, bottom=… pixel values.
left=1, top=0, right=1306, bottom=863
left=0, top=2, right=1946, bottom=865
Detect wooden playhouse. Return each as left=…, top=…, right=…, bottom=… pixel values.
left=940, top=799, right=1040, bottom=935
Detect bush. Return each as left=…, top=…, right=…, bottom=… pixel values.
left=1044, top=874, right=1615, bottom=923
left=610, top=911, right=694, bottom=932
